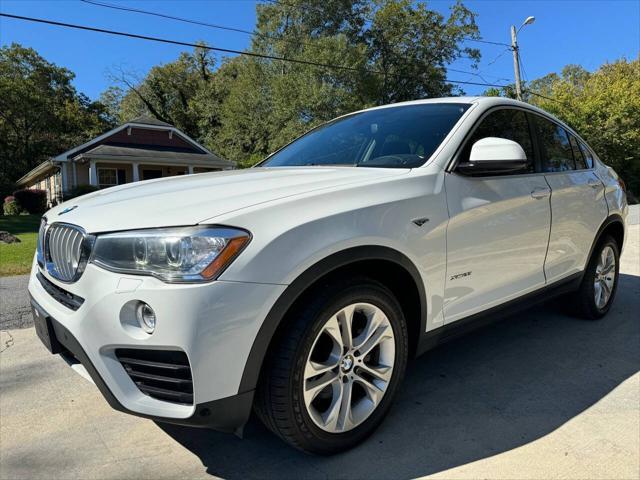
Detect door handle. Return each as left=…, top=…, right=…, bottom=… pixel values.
left=531, top=187, right=551, bottom=199
left=587, top=180, right=601, bottom=188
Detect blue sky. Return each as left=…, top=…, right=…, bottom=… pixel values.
left=1, top=0, right=638, bottom=99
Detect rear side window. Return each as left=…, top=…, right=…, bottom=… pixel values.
left=461, top=108, right=535, bottom=173
left=534, top=115, right=576, bottom=172
left=568, top=134, right=588, bottom=169
left=579, top=141, right=595, bottom=168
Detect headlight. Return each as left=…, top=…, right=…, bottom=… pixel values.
left=91, top=226, right=251, bottom=283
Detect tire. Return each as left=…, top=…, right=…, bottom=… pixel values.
left=254, top=276, right=409, bottom=455
left=571, top=235, right=620, bottom=320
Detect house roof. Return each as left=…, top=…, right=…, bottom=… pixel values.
left=75, top=144, right=235, bottom=167
left=15, top=160, right=56, bottom=186
left=51, top=117, right=227, bottom=163
left=128, top=116, right=173, bottom=127
left=16, top=117, right=235, bottom=185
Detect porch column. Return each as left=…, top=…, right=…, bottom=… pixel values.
left=188, top=165, right=194, bottom=175
left=72, top=161, right=78, bottom=188
left=132, top=162, right=140, bottom=182
left=60, top=163, right=68, bottom=192
left=89, top=160, right=98, bottom=186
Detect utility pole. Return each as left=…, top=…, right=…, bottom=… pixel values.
left=510, top=16, right=535, bottom=102
left=511, top=25, right=522, bottom=101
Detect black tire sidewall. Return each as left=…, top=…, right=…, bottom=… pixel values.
left=289, top=280, right=408, bottom=453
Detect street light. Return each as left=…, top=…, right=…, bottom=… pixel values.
left=511, top=16, right=535, bottom=101
left=519, top=16, right=536, bottom=32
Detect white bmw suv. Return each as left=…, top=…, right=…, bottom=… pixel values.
left=29, top=97, right=627, bottom=454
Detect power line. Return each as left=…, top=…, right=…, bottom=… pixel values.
left=486, top=47, right=512, bottom=66
left=461, top=37, right=511, bottom=47
left=81, top=0, right=492, bottom=79
left=525, top=90, right=569, bottom=107
left=0, top=13, right=510, bottom=89
left=80, top=0, right=276, bottom=42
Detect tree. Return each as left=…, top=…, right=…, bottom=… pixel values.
left=105, top=1, right=481, bottom=166
left=0, top=43, right=114, bottom=200
left=528, top=59, right=640, bottom=198
left=109, top=44, right=216, bottom=139
left=216, top=0, right=481, bottom=164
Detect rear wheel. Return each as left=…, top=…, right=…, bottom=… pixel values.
left=254, top=277, right=408, bottom=454
left=571, top=235, right=620, bottom=319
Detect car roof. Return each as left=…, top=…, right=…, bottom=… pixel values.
left=359, top=96, right=539, bottom=112
left=351, top=96, right=578, bottom=139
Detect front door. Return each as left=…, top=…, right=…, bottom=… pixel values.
left=443, top=108, right=552, bottom=323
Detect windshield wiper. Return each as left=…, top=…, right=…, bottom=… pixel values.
left=305, top=163, right=358, bottom=167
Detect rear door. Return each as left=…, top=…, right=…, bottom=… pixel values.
left=443, top=108, right=552, bottom=323
left=532, top=114, right=608, bottom=283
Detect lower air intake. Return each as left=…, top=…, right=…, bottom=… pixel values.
left=115, top=348, right=193, bottom=405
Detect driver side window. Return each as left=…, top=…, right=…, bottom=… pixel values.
left=461, top=108, right=535, bottom=173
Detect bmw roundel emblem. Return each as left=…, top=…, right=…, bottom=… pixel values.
left=58, top=205, right=78, bottom=216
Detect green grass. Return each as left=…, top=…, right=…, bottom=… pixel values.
left=0, top=215, right=40, bottom=277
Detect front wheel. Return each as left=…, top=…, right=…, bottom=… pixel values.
left=254, top=277, right=408, bottom=454
left=571, top=235, right=620, bottom=320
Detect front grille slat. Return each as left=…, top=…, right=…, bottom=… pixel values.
left=60, top=228, right=70, bottom=279
left=116, top=349, right=193, bottom=405
left=63, top=229, right=72, bottom=279
left=71, top=231, right=83, bottom=271
left=44, top=223, right=89, bottom=283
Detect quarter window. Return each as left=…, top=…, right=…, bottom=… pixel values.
left=534, top=116, right=576, bottom=172
left=579, top=141, right=595, bottom=168
left=461, top=108, right=535, bottom=173
left=569, top=134, right=588, bottom=169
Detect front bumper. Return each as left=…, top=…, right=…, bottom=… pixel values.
left=28, top=257, right=286, bottom=431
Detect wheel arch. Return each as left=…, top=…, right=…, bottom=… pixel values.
left=237, top=245, right=427, bottom=394
left=586, top=214, right=625, bottom=267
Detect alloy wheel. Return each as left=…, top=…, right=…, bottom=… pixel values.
left=302, top=303, right=395, bottom=433
left=594, top=245, right=616, bottom=309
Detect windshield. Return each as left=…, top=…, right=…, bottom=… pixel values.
left=261, top=103, right=470, bottom=169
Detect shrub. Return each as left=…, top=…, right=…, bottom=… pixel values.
left=0, top=179, right=16, bottom=211
left=66, top=184, right=100, bottom=199
left=3, top=199, right=21, bottom=215
left=13, top=189, right=47, bottom=214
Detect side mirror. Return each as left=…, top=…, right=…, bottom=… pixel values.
left=457, top=137, right=528, bottom=176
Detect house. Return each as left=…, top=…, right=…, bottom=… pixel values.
left=16, top=116, right=236, bottom=206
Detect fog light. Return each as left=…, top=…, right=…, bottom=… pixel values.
left=135, top=302, right=156, bottom=334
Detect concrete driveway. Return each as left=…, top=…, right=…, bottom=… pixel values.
left=1, top=208, right=639, bottom=479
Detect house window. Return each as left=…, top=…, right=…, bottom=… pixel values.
left=98, top=168, right=118, bottom=188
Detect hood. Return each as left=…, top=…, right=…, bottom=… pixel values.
left=46, top=167, right=408, bottom=232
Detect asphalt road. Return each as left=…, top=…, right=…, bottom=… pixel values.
left=0, top=274, right=31, bottom=330
left=1, top=207, right=639, bottom=479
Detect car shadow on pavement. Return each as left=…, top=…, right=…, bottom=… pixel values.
left=158, top=273, right=640, bottom=480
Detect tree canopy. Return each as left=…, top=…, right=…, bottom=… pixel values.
left=527, top=59, right=640, bottom=198
left=110, top=0, right=480, bottom=166
left=0, top=43, right=114, bottom=199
